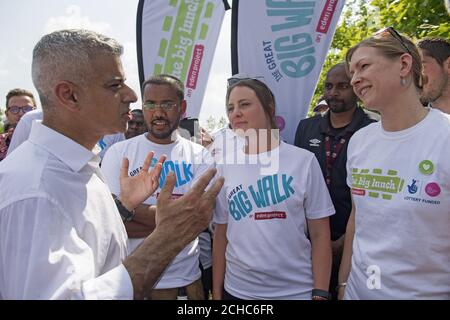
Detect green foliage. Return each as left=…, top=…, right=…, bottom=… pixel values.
left=203, top=115, right=228, bottom=132
left=310, top=0, right=450, bottom=116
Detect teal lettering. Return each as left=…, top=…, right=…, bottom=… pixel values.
left=277, top=46, right=314, bottom=60
left=262, top=175, right=278, bottom=205
left=174, top=162, right=187, bottom=186
left=182, top=163, right=193, bottom=181
left=232, top=194, right=246, bottom=218
left=274, top=33, right=311, bottom=52
left=249, top=184, right=267, bottom=208
left=266, top=0, right=315, bottom=8
left=274, top=33, right=316, bottom=78
left=281, top=56, right=315, bottom=78
left=237, top=191, right=253, bottom=215
left=273, top=174, right=287, bottom=203
left=267, top=8, right=314, bottom=31
left=228, top=200, right=242, bottom=221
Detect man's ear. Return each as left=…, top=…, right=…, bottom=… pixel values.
left=54, top=81, right=80, bottom=111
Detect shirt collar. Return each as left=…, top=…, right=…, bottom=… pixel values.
left=28, top=121, right=99, bottom=172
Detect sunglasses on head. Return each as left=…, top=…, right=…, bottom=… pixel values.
left=373, top=27, right=412, bottom=55
left=227, top=73, right=266, bottom=87
left=7, top=105, right=34, bottom=114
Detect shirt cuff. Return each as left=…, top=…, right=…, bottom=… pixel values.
left=81, top=264, right=134, bottom=300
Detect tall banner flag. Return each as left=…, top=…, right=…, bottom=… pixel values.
left=137, top=0, right=230, bottom=118
left=231, top=0, right=346, bottom=144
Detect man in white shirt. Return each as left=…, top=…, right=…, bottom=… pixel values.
left=0, top=29, right=223, bottom=300
left=102, top=74, right=213, bottom=299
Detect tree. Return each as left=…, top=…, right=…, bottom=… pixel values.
left=202, top=115, right=229, bottom=133
left=310, top=0, right=450, bottom=116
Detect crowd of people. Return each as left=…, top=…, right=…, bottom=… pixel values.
left=0, top=27, right=448, bottom=300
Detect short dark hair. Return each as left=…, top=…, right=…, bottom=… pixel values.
left=418, top=38, right=450, bottom=66
left=141, top=74, right=184, bottom=102
left=6, top=88, right=36, bottom=108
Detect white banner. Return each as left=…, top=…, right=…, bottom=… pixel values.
left=232, top=0, right=345, bottom=144
left=137, top=0, right=228, bottom=118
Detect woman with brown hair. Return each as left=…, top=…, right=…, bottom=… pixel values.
left=212, top=76, right=334, bottom=300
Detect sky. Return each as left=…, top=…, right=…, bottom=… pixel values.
left=0, top=0, right=230, bottom=126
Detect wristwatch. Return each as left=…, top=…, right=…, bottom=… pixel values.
left=113, top=195, right=135, bottom=222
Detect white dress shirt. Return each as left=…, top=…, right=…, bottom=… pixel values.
left=0, top=121, right=133, bottom=299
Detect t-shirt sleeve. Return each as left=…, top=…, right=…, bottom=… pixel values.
left=101, top=145, right=122, bottom=196
left=304, top=154, right=335, bottom=219
left=0, top=197, right=133, bottom=300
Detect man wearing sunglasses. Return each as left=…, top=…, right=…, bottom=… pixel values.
left=102, top=74, right=213, bottom=300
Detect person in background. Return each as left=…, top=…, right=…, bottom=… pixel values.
left=125, top=109, right=147, bottom=139
left=213, top=77, right=334, bottom=300
left=294, top=62, right=377, bottom=299
left=418, top=37, right=450, bottom=113
left=339, top=27, right=450, bottom=299
left=1, top=89, right=37, bottom=160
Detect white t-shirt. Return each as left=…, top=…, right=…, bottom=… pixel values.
left=345, top=108, right=450, bottom=299
left=101, top=133, right=213, bottom=289
left=97, top=133, right=125, bottom=159
left=214, top=142, right=335, bottom=299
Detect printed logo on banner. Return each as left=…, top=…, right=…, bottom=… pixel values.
left=260, top=0, right=339, bottom=82
left=235, top=0, right=345, bottom=144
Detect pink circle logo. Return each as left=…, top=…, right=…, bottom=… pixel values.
left=425, top=183, right=441, bottom=197
left=276, top=116, right=285, bottom=131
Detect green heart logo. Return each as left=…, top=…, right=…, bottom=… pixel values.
left=419, top=160, right=434, bottom=175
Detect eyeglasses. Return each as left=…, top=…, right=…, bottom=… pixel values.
left=7, top=105, right=34, bottom=114
left=227, top=73, right=266, bottom=87
left=142, top=102, right=177, bottom=110
left=373, top=27, right=412, bottom=55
